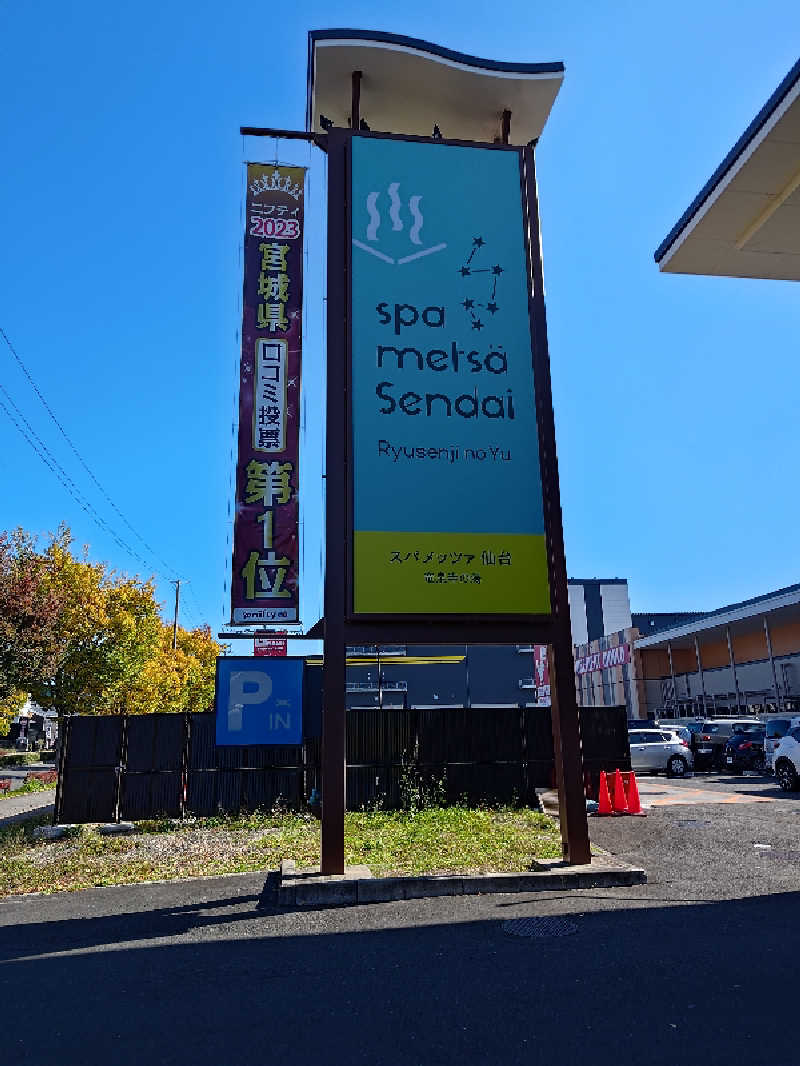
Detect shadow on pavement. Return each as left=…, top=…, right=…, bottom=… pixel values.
left=1, top=885, right=280, bottom=959
left=1, top=887, right=798, bottom=1065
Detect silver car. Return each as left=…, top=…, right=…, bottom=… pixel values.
left=628, top=729, right=694, bottom=778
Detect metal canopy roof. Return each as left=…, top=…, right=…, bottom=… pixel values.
left=635, top=583, right=800, bottom=651
left=655, top=57, right=800, bottom=281
left=306, top=29, right=564, bottom=146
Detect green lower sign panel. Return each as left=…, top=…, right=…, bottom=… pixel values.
left=354, top=531, right=549, bottom=614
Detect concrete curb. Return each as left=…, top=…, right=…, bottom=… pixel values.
left=277, top=856, right=646, bottom=907
left=538, top=789, right=561, bottom=817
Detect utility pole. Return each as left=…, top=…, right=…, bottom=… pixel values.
left=171, top=580, right=183, bottom=650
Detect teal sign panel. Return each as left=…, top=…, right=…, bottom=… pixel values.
left=349, top=136, right=550, bottom=615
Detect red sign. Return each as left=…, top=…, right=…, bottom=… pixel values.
left=533, top=644, right=551, bottom=706
left=254, top=635, right=288, bottom=657
left=575, top=643, right=631, bottom=676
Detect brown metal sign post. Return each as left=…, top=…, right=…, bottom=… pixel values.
left=524, top=144, right=591, bottom=864
left=321, top=128, right=348, bottom=873
left=310, top=30, right=590, bottom=873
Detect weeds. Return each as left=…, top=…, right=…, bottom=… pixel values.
left=398, top=749, right=448, bottom=813
left=0, top=804, right=560, bottom=896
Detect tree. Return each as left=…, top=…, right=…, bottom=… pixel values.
left=123, top=623, right=220, bottom=716
left=31, top=527, right=163, bottom=718
left=0, top=525, right=221, bottom=732
left=0, top=529, right=67, bottom=734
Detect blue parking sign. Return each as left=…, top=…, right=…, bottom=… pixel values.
left=215, top=657, right=303, bottom=746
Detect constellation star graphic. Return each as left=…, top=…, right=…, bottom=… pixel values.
left=464, top=236, right=486, bottom=269
left=459, top=238, right=504, bottom=328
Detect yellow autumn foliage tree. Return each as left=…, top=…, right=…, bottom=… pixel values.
left=0, top=689, right=28, bottom=739
left=123, top=624, right=220, bottom=715
left=33, top=529, right=163, bottom=717
left=1, top=526, right=222, bottom=726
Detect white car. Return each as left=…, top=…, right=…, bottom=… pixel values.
left=773, top=726, right=800, bottom=791
left=764, top=715, right=800, bottom=772
left=628, top=728, right=694, bottom=778
left=664, top=725, right=692, bottom=745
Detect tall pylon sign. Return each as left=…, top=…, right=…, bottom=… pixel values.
left=238, top=29, right=591, bottom=873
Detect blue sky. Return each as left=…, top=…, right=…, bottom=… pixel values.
left=1, top=0, right=799, bottom=634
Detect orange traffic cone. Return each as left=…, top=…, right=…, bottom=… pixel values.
left=611, top=768, right=629, bottom=814
left=625, top=771, right=646, bottom=816
left=596, top=771, right=613, bottom=815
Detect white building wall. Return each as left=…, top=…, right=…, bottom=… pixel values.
left=600, top=583, right=632, bottom=635
left=568, top=584, right=588, bottom=646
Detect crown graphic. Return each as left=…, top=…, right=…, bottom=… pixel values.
left=250, top=169, right=302, bottom=201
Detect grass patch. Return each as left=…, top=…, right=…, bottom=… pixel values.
left=345, top=806, right=560, bottom=875
left=0, top=752, right=40, bottom=768
left=0, top=805, right=560, bottom=898
left=0, top=778, right=57, bottom=800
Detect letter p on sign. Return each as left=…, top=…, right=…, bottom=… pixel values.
left=227, top=671, right=273, bottom=732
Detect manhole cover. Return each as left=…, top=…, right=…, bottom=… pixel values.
left=502, top=917, right=578, bottom=938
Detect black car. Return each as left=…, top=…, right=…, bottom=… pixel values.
left=691, top=718, right=763, bottom=770
left=723, top=727, right=765, bottom=772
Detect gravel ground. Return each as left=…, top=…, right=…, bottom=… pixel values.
left=0, top=807, right=561, bottom=896
left=18, top=824, right=283, bottom=869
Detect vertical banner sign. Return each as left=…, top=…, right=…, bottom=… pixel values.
left=350, top=137, right=550, bottom=615
left=231, top=164, right=305, bottom=624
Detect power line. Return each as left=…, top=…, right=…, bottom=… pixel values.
left=0, top=324, right=180, bottom=579
left=0, top=382, right=210, bottom=626
left=0, top=327, right=214, bottom=627
left=0, top=384, right=154, bottom=572
left=184, top=583, right=207, bottom=629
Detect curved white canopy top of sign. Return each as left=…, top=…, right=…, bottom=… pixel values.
left=655, top=56, right=800, bottom=281
left=306, top=29, right=564, bottom=146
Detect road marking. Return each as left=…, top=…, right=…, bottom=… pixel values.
left=649, top=790, right=774, bottom=807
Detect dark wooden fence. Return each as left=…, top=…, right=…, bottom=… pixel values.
left=55, top=706, right=630, bottom=823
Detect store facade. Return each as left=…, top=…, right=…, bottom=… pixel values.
left=636, top=584, right=800, bottom=720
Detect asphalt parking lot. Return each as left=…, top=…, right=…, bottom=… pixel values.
left=1, top=771, right=798, bottom=1065
left=635, top=767, right=789, bottom=806
left=0, top=761, right=55, bottom=791
left=589, top=770, right=800, bottom=900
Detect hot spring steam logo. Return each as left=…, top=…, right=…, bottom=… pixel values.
left=353, top=183, right=447, bottom=266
